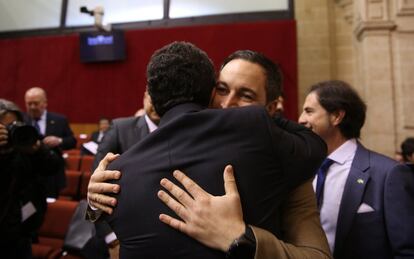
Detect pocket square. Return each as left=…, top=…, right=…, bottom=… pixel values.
left=357, top=203, right=375, bottom=213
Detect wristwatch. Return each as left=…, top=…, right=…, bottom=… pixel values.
left=226, top=225, right=256, bottom=259
left=107, top=239, right=120, bottom=249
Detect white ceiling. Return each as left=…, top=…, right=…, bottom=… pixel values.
left=0, top=0, right=289, bottom=32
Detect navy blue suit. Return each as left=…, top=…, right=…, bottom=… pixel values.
left=334, top=142, right=414, bottom=259
left=25, top=111, right=76, bottom=197
left=43, top=112, right=76, bottom=150
left=104, top=103, right=326, bottom=259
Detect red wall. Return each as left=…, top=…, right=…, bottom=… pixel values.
left=0, top=20, right=297, bottom=123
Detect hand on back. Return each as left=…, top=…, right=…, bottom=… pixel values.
left=87, top=152, right=121, bottom=214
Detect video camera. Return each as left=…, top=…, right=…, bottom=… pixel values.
left=6, top=121, right=40, bottom=149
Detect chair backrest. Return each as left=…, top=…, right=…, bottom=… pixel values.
left=64, top=149, right=81, bottom=156
left=33, top=200, right=81, bottom=259
left=37, top=200, right=79, bottom=247
left=76, top=134, right=90, bottom=149
left=65, top=155, right=81, bottom=171
left=59, top=170, right=82, bottom=200
left=79, top=171, right=92, bottom=199
left=80, top=155, right=95, bottom=173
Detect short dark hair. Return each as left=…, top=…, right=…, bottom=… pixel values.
left=309, top=80, right=367, bottom=139
left=221, top=50, right=283, bottom=103
left=401, top=137, right=414, bottom=162
left=0, top=98, right=23, bottom=122
left=147, top=41, right=216, bottom=116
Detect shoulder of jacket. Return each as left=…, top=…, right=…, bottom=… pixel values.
left=112, top=116, right=140, bottom=128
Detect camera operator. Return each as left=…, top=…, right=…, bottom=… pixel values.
left=0, top=99, right=62, bottom=259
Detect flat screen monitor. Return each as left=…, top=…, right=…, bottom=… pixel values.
left=79, top=30, right=126, bottom=63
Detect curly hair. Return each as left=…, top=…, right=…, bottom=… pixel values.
left=146, top=41, right=216, bottom=116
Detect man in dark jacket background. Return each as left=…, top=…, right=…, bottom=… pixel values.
left=0, top=98, right=62, bottom=259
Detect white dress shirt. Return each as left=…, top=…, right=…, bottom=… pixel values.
left=313, top=138, right=357, bottom=253
left=97, top=131, right=104, bottom=142
left=144, top=114, right=158, bottom=133
left=35, top=111, right=47, bottom=136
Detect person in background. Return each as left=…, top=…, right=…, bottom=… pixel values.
left=0, top=98, right=61, bottom=259
left=91, top=117, right=111, bottom=143
left=81, top=117, right=111, bottom=156
left=88, top=49, right=331, bottom=258
left=298, top=80, right=414, bottom=259
left=24, top=87, right=76, bottom=198
left=401, top=137, right=414, bottom=172
left=90, top=91, right=160, bottom=258
left=92, top=91, right=159, bottom=170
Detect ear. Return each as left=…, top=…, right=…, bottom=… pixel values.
left=330, top=110, right=345, bottom=126
left=266, top=99, right=279, bottom=117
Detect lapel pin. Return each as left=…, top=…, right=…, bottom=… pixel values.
left=357, top=178, right=364, bottom=184
left=51, top=120, right=55, bottom=124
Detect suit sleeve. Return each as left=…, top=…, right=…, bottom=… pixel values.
left=252, top=180, right=332, bottom=259
left=384, top=164, right=414, bottom=258
left=32, top=144, right=64, bottom=176
left=93, top=123, right=120, bottom=170
left=90, top=131, right=99, bottom=143
left=270, top=116, right=327, bottom=188
left=59, top=117, right=76, bottom=150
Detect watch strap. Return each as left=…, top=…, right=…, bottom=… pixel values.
left=226, top=225, right=256, bottom=259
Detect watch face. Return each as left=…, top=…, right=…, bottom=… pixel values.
left=226, top=226, right=256, bottom=259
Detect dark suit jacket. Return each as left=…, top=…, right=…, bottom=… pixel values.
left=105, top=103, right=326, bottom=259
left=406, top=163, right=414, bottom=174
left=91, top=115, right=151, bottom=240
left=334, top=142, right=414, bottom=259
left=25, top=111, right=76, bottom=197
left=25, top=111, right=76, bottom=150
left=90, top=131, right=100, bottom=143
left=93, top=116, right=149, bottom=170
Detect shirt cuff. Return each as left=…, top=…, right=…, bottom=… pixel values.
left=87, top=196, right=99, bottom=210
left=105, top=232, right=118, bottom=244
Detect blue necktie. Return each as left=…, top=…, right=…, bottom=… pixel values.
left=33, top=119, right=41, bottom=135
left=315, top=158, right=334, bottom=209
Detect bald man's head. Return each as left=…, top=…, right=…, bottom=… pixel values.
left=25, top=87, right=47, bottom=119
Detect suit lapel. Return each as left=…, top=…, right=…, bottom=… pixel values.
left=334, top=143, right=370, bottom=256
left=136, top=115, right=150, bottom=139
left=45, top=112, right=52, bottom=136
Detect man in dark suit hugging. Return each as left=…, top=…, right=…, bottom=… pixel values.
left=102, top=41, right=326, bottom=259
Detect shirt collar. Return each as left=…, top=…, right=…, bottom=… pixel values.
left=144, top=114, right=158, bottom=133
left=328, top=138, right=357, bottom=165
left=39, top=110, right=47, bottom=121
